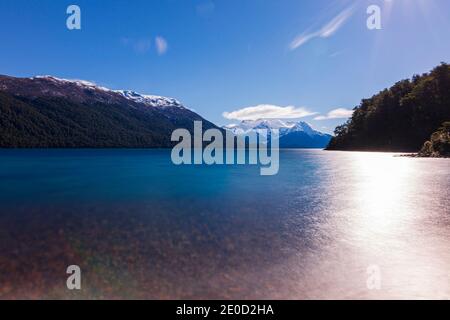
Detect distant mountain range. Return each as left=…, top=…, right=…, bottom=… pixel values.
left=223, top=119, right=332, bottom=148
left=0, top=75, right=218, bottom=148
left=0, top=74, right=332, bottom=149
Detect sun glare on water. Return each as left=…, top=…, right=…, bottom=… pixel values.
left=351, top=153, right=413, bottom=231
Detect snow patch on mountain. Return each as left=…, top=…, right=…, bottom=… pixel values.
left=116, top=90, right=183, bottom=108
left=32, top=76, right=111, bottom=92
left=31, top=76, right=184, bottom=109
left=224, top=119, right=326, bottom=137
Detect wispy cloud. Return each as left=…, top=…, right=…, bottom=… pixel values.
left=223, top=104, right=317, bottom=121
left=289, top=6, right=355, bottom=50
left=314, top=108, right=354, bottom=120
left=155, top=36, right=168, bottom=55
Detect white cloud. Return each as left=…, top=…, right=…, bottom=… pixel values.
left=314, top=108, right=354, bottom=120
left=319, top=7, right=354, bottom=37
left=155, top=36, right=168, bottom=55
left=289, top=33, right=317, bottom=50
left=223, top=104, right=317, bottom=121
left=289, top=6, right=354, bottom=50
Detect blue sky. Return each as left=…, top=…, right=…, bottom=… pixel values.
left=0, top=0, right=449, bottom=132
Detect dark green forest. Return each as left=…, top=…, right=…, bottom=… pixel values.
left=327, top=63, right=450, bottom=153
left=0, top=93, right=216, bottom=148
left=418, top=122, right=450, bottom=157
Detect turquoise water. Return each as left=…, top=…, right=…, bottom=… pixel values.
left=0, top=149, right=449, bottom=299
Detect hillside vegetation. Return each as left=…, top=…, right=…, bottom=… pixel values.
left=0, top=76, right=217, bottom=148
left=418, top=122, right=450, bottom=157
left=327, top=63, right=450, bottom=152
left=0, top=93, right=219, bottom=148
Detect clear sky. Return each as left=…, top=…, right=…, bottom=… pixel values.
left=0, top=0, right=449, bottom=132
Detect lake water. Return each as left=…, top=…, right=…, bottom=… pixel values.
left=0, top=149, right=449, bottom=299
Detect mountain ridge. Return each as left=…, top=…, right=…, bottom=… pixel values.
left=0, top=75, right=186, bottom=109
left=0, top=74, right=217, bottom=148
left=223, top=119, right=332, bottom=148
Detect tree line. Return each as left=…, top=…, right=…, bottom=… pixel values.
left=327, top=63, right=450, bottom=153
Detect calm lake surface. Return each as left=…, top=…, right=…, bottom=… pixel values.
left=0, top=149, right=449, bottom=299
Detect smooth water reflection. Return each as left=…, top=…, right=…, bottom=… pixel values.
left=0, top=150, right=448, bottom=299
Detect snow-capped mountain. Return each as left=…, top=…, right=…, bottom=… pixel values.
left=223, top=119, right=332, bottom=148
left=0, top=74, right=217, bottom=148
left=28, top=76, right=185, bottom=109
left=224, top=119, right=290, bottom=135
left=224, top=119, right=326, bottom=137
left=117, top=90, right=183, bottom=108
